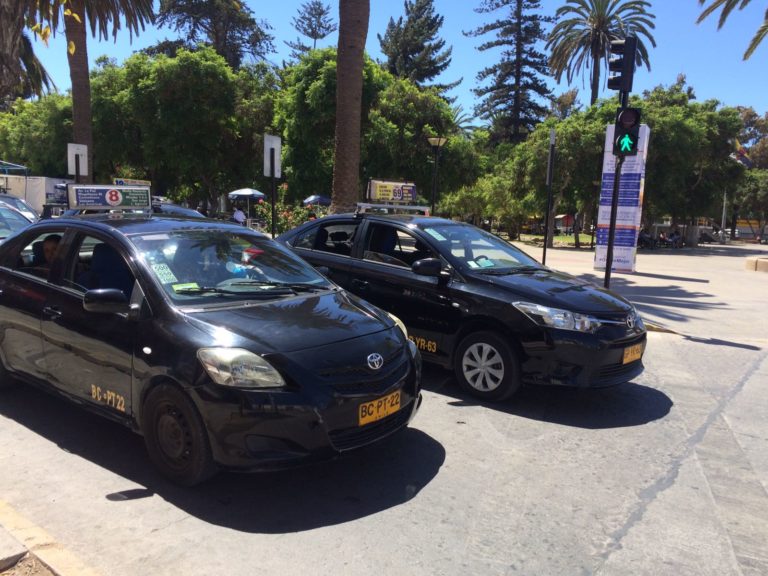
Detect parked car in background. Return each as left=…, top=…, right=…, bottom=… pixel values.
left=0, top=212, right=421, bottom=485
left=60, top=202, right=205, bottom=219
left=277, top=211, right=646, bottom=402
left=0, top=194, right=39, bottom=221
left=0, top=201, right=33, bottom=243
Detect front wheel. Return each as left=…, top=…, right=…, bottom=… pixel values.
left=142, top=384, right=217, bottom=486
left=454, top=331, right=520, bottom=402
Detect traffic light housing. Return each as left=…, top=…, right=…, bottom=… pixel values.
left=607, top=36, right=638, bottom=94
left=613, top=107, right=641, bottom=156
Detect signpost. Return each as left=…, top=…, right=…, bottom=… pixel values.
left=264, top=134, right=282, bottom=238
left=67, top=143, right=88, bottom=183
left=594, top=124, right=650, bottom=276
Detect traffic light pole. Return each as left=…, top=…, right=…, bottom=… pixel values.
left=604, top=154, right=625, bottom=289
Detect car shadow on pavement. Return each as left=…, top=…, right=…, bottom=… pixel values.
left=422, top=366, right=672, bottom=430
left=0, top=382, right=445, bottom=533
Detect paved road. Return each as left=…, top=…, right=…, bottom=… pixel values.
left=2, top=242, right=767, bottom=576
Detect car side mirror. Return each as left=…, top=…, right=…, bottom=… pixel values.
left=411, top=257, right=443, bottom=277
left=83, top=288, right=131, bottom=314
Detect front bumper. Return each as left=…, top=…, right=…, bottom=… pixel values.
left=520, top=329, right=647, bottom=389
left=190, top=346, right=422, bottom=470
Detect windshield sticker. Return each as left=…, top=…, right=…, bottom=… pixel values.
left=426, top=229, right=447, bottom=241
left=468, top=261, right=479, bottom=269
left=152, top=263, right=178, bottom=284
left=172, top=282, right=199, bottom=292
left=478, top=258, right=496, bottom=268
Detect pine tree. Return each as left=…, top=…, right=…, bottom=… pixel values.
left=285, top=0, right=338, bottom=59
left=378, top=0, right=457, bottom=89
left=466, top=0, right=554, bottom=143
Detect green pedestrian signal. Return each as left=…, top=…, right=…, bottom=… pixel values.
left=613, top=107, right=641, bottom=156
left=619, top=134, right=634, bottom=153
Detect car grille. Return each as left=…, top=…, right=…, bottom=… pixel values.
left=597, top=359, right=642, bottom=383
left=328, top=406, right=412, bottom=451
left=330, top=361, right=409, bottom=395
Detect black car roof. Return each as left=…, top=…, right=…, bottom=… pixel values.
left=35, top=213, right=262, bottom=237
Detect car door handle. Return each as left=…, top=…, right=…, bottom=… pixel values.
left=42, top=306, right=62, bottom=318
left=351, top=278, right=369, bottom=290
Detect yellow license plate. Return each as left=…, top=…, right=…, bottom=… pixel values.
left=359, top=390, right=401, bottom=426
left=623, top=343, right=644, bottom=364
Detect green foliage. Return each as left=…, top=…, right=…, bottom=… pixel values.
left=697, top=0, right=767, bottom=60
left=157, top=0, right=275, bottom=68
left=546, top=0, right=656, bottom=105
left=286, top=0, right=337, bottom=57
left=378, top=0, right=456, bottom=89
left=466, top=0, right=554, bottom=143
left=0, top=94, right=71, bottom=176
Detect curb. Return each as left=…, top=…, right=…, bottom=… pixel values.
left=0, top=525, right=26, bottom=573
left=745, top=256, right=768, bottom=272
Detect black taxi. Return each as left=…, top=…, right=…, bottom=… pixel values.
left=0, top=188, right=421, bottom=485
left=277, top=209, right=646, bottom=401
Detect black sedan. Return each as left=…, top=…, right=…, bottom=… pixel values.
left=277, top=212, right=646, bottom=402
left=0, top=214, right=421, bottom=485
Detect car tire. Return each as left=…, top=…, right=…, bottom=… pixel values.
left=454, top=331, right=520, bottom=401
left=0, top=361, right=13, bottom=389
left=142, top=384, right=217, bottom=486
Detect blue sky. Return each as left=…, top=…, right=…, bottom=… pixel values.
left=32, top=0, right=768, bottom=117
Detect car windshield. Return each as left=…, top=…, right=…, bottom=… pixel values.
left=130, top=229, right=333, bottom=304
left=422, top=223, right=541, bottom=273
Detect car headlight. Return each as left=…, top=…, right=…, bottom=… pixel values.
left=387, top=311, right=408, bottom=339
left=197, top=348, right=286, bottom=389
left=513, top=301, right=600, bottom=333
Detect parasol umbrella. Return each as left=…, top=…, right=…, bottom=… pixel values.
left=228, top=188, right=266, bottom=218
left=302, top=194, right=331, bottom=207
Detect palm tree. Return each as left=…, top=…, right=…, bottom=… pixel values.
left=0, top=0, right=27, bottom=98
left=18, top=32, right=56, bottom=98
left=330, top=0, right=369, bottom=213
left=22, top=0, right=154, bottom=182
left=546, top=0, right=656, bottom=105
left=697, top=0, right=767, bottom=60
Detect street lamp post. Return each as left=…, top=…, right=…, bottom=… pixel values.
left=428, top=136, right=447, bottom=215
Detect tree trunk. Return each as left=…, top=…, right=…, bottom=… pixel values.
left=64, top=0, right=94, bottom=183
left=589, top=49, right=600, bottom=106
left=330, top=0, right=369, bottom=213
left=0, top=0, right=24, bottom=98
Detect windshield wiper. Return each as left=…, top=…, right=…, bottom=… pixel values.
left=225, top=280, right=328, bottom=292
left=476, top=265, right=541, bottom=275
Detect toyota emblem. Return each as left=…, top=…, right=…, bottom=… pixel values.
left=367, top=353, right=384, bottom=370
left=626, top=314, right=635, bottom=329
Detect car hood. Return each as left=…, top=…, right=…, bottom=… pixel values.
left=473, top=268, right=633, bottom=316
left=180, top=289, right=396, bottom=354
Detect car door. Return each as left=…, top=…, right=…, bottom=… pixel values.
left=289, top=219, right=358, bottom=288
left=41, top=232, right=136, bottom=418
left=0, top=229, right=65, bottom=381
left=348, top=222, right=460, bottom=365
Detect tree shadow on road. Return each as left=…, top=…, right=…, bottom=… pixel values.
left=422, top=366, right=672, bottom=430
left=0, top=383, right=445, bottom=534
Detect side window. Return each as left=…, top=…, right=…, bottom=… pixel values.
left=363, top=225, right=408, bottom=267
left=8, top=232, right=64, bottom=280
left=65, top=235, right=135, bottom=297
left=295, top=223, right=358, bottom=256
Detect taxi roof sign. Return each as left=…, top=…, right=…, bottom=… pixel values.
left=68, top=185, right=152, bottom=211
left=366, top=180, right=417, bottom=203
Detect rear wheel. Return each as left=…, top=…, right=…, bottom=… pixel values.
left=454, top=331, right=520, bottom=402
left=142, top=384, right=217, bottom=486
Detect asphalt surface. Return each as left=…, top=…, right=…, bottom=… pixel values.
left=2, top=240, right=767, bottom=575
